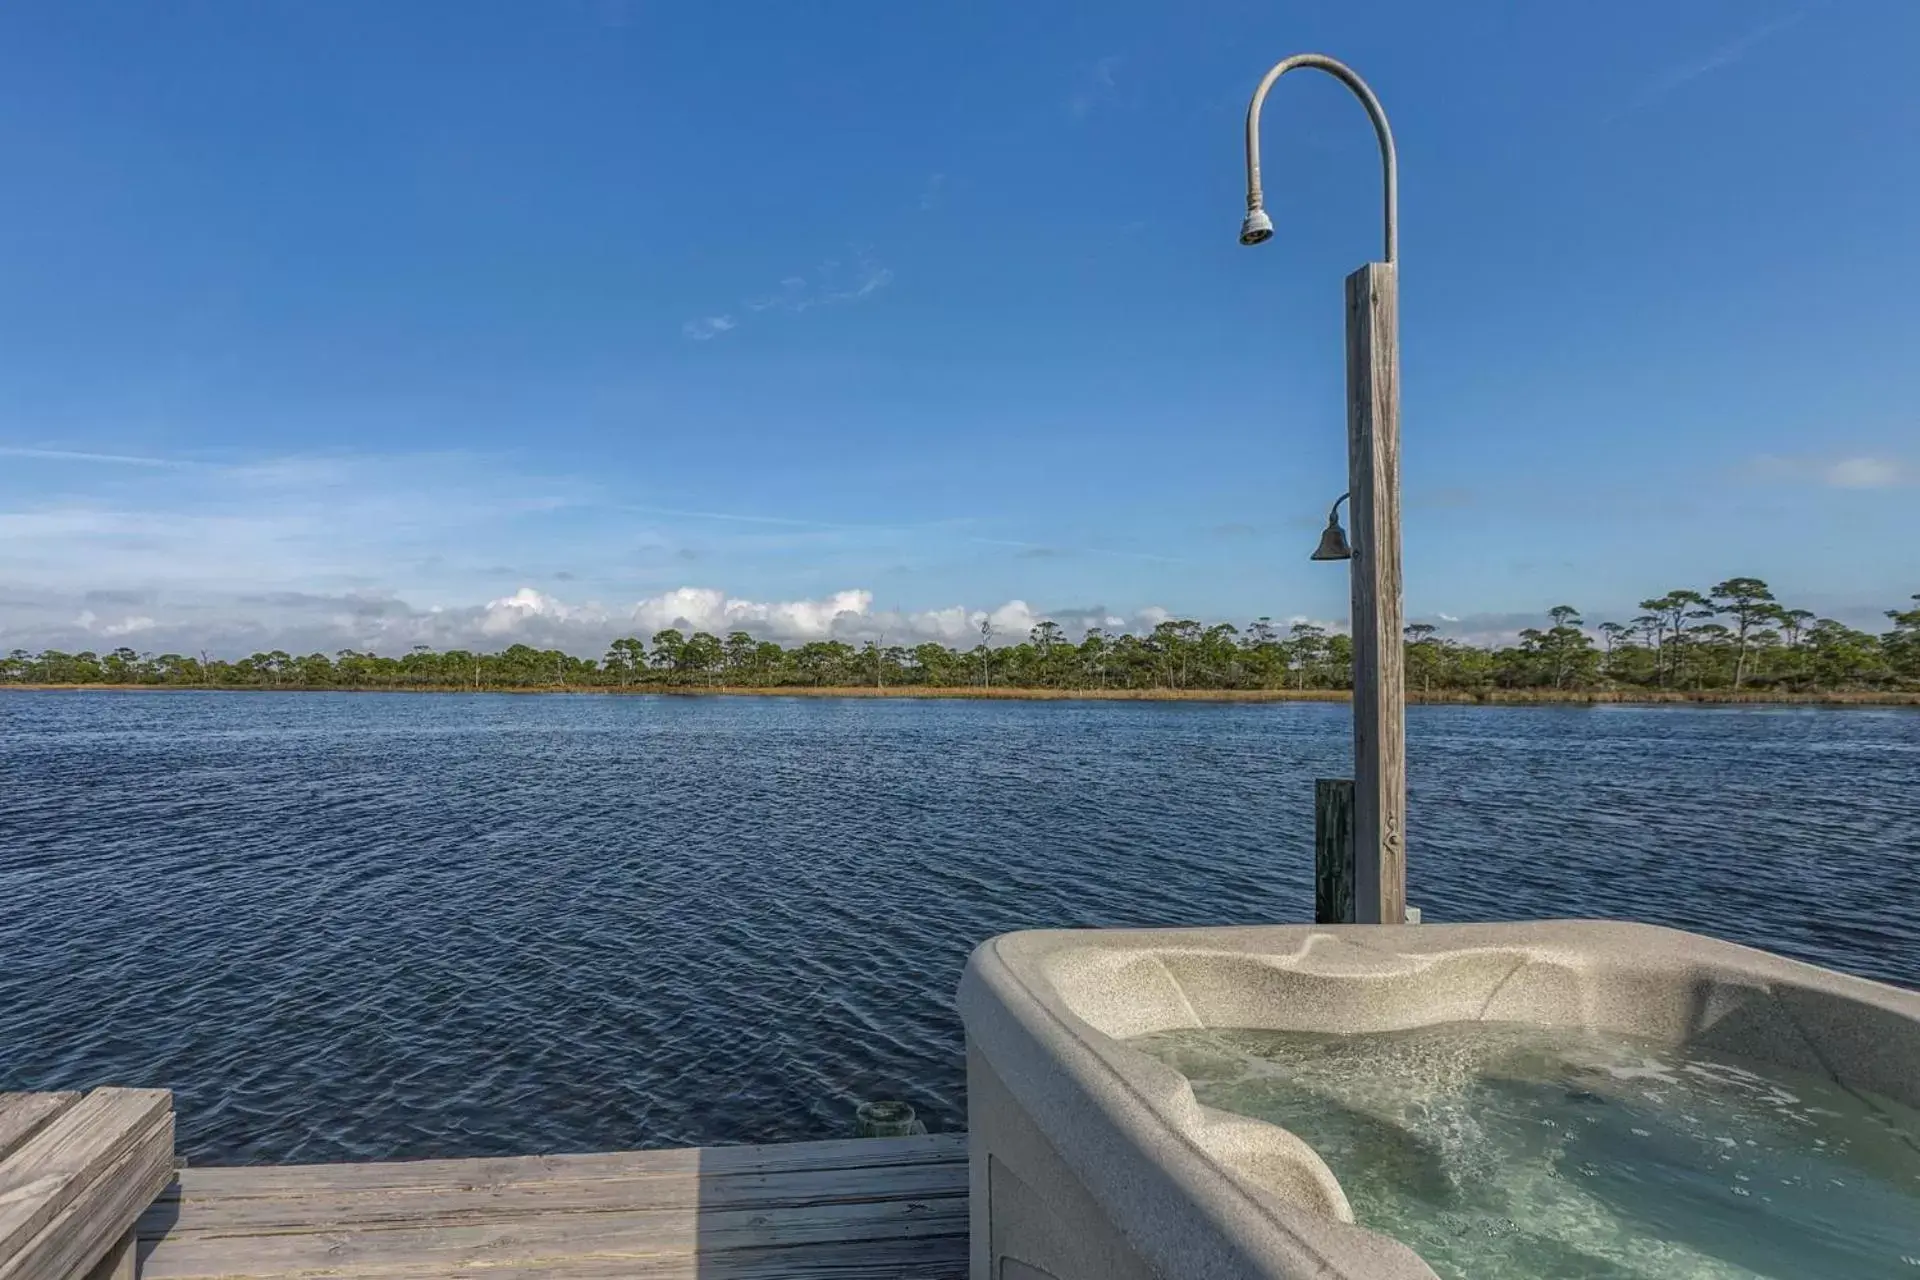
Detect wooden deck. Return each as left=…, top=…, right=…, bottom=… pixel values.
left=136, top=1133, right=969, bottom=1279
left=0, top=1088, right=175, bottom=1280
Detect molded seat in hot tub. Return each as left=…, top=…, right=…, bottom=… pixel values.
left=958, top=920, right=1920, bottom=1280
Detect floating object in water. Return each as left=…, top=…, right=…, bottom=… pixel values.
left=855, top=1099, right=923, bottom=1138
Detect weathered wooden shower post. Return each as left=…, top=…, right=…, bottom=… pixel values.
left=1242, top=55, right=1407, bottom=925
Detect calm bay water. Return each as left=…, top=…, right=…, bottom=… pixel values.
left=1, top=692, right=1915, bottom=1165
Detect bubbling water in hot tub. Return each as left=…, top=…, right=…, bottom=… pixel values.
left=1129, top=1020, right=1920, bottom=1279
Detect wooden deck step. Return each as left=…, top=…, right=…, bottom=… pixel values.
left=0, top=1089, right=175, bottom=1280
left=138, top=1133, right=970, bottom=1278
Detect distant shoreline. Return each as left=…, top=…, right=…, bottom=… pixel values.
left=5, top=683, right=1916, bottom=706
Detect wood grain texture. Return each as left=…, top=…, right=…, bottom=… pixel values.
left=77, top=1228, right=136, bottom=1280
left=138, top=1134, right=969, bottom=1280
left=141, top=1197, right=965, bottom=1276
left=414, top=1234, right=968, bottom=1279
left=1314, top=778, right=1356, bottom=924
left=1344, top=261, right=1408, bottom=926
left=16, top=1139, right=174, bottom=1280
left=137, top=1160, right=965, bottom=1233
left=146, top=1133, right=962, bottom=1197
left=0, top=1089, right=173, bottom=1280
left=0, top=1090, right=172, bottom=1274
left=0, top=1093, right=81, bottom=1164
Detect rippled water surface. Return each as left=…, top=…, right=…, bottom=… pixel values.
left=2, top=692, right=1915, bottom=1164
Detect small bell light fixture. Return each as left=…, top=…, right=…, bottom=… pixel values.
left=1310, top=492, right=1353, bottom=561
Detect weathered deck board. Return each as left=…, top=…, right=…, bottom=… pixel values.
left=0, top=1089, right=175, bottom=1280
left=0, top=1092, right=83, bottom=1162
left=81, top=1229, right=137, bottom=1280
left=139, top=1133, right=969, bottom=1279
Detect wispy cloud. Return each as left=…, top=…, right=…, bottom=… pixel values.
left=0, top=446, right=188, bottom=468
left=72, top=609, right=156, bottom=638
left=681, top=315, right=736, bottom=341
left=0, top=448, right=593, bottom=608
left=683, top=252, right=892, bottom=340
left=1743, top=453, right=1912, bottom=489
left=919, top=173, right=946, bottom=212
left=968, top=535, right=1182, bottom=565
left=1614, top=11, right=1804, bottom=118
left=744, top=254, right=893, bottom=314
left=1068, top=55, right=1124, bottom=120
left=611, top=502, right=867, bottom=531
left=2, top=577, right=1186, bottom=658
left=1824, top=456, right=1909, bottom=488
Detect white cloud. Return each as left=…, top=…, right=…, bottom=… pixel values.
left=1744, top=453, right=1911, bottom=489
left=3, top=580, right=1195, bottom=659
left=480, top=587, right=596, bottom=635
left=1824, top=456, right=1907, bottom=489
left=682, top=253, right=893, bottom=340
left=0, top=446, right=185, bottom=467
left=745, top=255, right=892, bottom=314
left=0, top=449, right=604, bottom=622
left=627, top=586, right=872, bottom=638
left=1284, top=614, right=1344, bottom=634
left=983, top=599, right=1039, bottom=639
left=64, top=609, right=158, bottom=642
left=681, top=315, right=736, bottom=341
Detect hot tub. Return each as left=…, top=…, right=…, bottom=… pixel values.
left=957, top=920, right=1920, bottom=1280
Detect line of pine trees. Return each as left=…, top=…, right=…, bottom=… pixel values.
left=6, top=580, right=1917, bottom=694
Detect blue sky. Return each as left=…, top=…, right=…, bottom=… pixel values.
left=1, top=1, right=1915, bottom=655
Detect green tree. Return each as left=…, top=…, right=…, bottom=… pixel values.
left=1544, top=606, right=1596, bottom=690
left=1025, top=621, right=1068, bottom=687
left=1709, top=577, right=1776, bottom=690
left=723, top=631, right=758, bottom=681
left=1596, top=621, right=1634, bottom=684
left=1640, top=590, right=1712, bottom=687
left=296, top=652, right=337, bottom=686
left=9, top=583, right=1912, bottom=697
left=1403, top=623, right=1439, bottom=694
left=683, top=632, right=723, bottom=684
left=975, top=617, right=995, bottom=687
left=1778, top=608, right=1814, bottom=649
left=1287, top=622, right=1328, bottom=690
left=650, top=629, right=687, bottom=677
left=1078, top=628, right=1110, bottom=689
left=603, top=637, right=645, bottom=686
left=1883, top=594, right=1920, bottom=682
left=1148, top=619, right=1204, bottom=689
left=1804, top=619, right=1887, bottom=687
left=914, top=641, right=959, bottom=686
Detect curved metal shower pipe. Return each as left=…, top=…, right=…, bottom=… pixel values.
left=1242, top=54, right=1397, bottom=265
